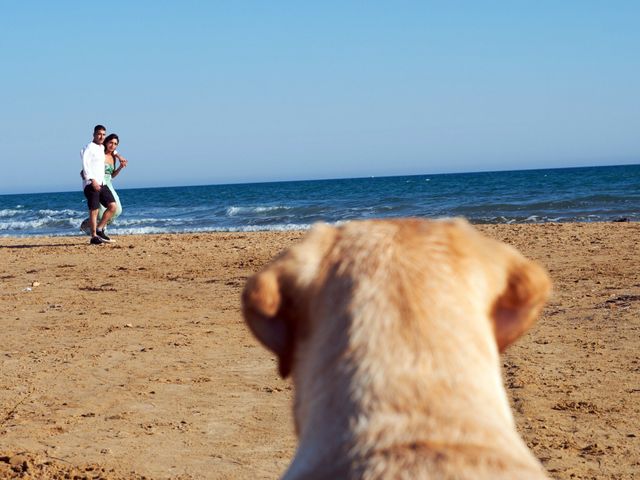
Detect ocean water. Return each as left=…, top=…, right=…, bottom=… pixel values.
left=1, top=165, right=638, bottom=237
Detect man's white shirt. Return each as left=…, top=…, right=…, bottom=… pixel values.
left=81, top=142, right=105, bottom=188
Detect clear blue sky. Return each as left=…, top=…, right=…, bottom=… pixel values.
left=1, top=1, right=638, bottom=194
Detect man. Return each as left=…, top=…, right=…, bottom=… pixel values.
left=81, top=124, right=117, bottom=245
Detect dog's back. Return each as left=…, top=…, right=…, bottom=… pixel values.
left=243, top=219, right=551, bottom=479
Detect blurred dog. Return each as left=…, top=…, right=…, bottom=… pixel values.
left=242, top=218, right=551, bottom=479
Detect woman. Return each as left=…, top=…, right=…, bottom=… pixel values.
left=80, top=133, right=128, bottom=235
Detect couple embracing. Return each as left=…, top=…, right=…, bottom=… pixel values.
left=80, top=124, right=128, bottom=245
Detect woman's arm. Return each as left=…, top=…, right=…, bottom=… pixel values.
left=111, top=153, right=128, bottom=178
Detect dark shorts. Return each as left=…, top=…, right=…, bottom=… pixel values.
left=84, top=184, right=116, bottom=211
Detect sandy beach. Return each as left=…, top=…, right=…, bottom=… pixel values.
left=1, top=222, right=639, bottom=479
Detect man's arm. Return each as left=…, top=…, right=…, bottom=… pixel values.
left=81, top=146, right=101, bottom=191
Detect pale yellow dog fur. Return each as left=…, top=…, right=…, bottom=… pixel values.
left=242, top=218, right=551, bottom=479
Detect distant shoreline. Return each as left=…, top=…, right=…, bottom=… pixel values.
left=0, top=217, right=635, bottom=240
left=1, top=215, right=638, bottom=241
left=1, top=165, right=638, bottom=236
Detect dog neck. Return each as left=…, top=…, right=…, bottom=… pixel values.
left=283, top=308, right=543, bottom=479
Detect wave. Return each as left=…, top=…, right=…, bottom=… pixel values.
left=0, top=218, right=79, bottom=231
left=37, top=209, right=80, bottom=216
left=471, top=212, right=637, bottom=224
left=0, top=209, right=25, bottom=218
left=114, top=217, right=191, bottom=227
left=1, top=208, right=84, bottom=217
left=109, top=223, right=314, bottom=235
left=226, top=205, right=293, bottom=216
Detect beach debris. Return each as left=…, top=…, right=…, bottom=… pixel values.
left=601, top=294, right=640, bottom=309
left=31, top=281, right=40, bottom=287
left=124, top=323, right=133, bottom=328
left=22, top=287, right=32, bottom=292
left=5, top=455, right=29, bottom=473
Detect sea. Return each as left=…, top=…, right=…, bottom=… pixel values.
left=1, top=164, right=638, bottom=238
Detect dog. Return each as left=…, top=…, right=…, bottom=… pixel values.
left=242, top=218, right=551, bottom=479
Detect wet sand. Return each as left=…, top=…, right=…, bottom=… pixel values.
left=1, top=223, right=639, bottom=479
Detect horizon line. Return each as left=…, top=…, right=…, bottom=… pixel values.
left=2, top=161, right=639, bottom=197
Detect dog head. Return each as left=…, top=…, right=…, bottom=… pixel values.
left=242, top=218, right=551, bottom=380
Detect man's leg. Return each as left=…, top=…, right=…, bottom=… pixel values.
left=89, top=208, right=100, bottom=237
left=84, top=184, right=101, bottom=238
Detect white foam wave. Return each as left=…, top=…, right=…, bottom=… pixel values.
left=0, top=209, right=24, bottom=218
left=38, top=209, right=79, bottom=216
left=109, top=226, right=172, bottom=235
left=109, top=223, right=314, bottom=235
left=224, top=223, right=312, bottom=232
left=0, top=219, right=49, bottom=230
left=226, top=205, right=292, bottom=216
left=0, top=218, right=80, bottom=230
left=115, top=218, right=185, bottom=227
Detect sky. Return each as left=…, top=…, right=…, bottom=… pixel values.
left=1, top=1, right=639, bottom=194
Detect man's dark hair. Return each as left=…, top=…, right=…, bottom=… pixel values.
left=94, top=124, right=106, bottom=134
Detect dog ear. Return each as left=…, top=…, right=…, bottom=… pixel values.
left=242, top=268, right=295, bottom=378
left=491, top=257, right=551, bottom=352
left=242, top=223, right=337, bottom=378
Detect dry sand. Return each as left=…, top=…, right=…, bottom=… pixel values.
left=0, top=223, right=639, bottom=479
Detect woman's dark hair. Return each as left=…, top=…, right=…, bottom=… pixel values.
left=103, top=133, right=120, bottom=152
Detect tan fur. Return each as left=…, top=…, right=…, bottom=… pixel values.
left=242, top=218, right=551, bottom=479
